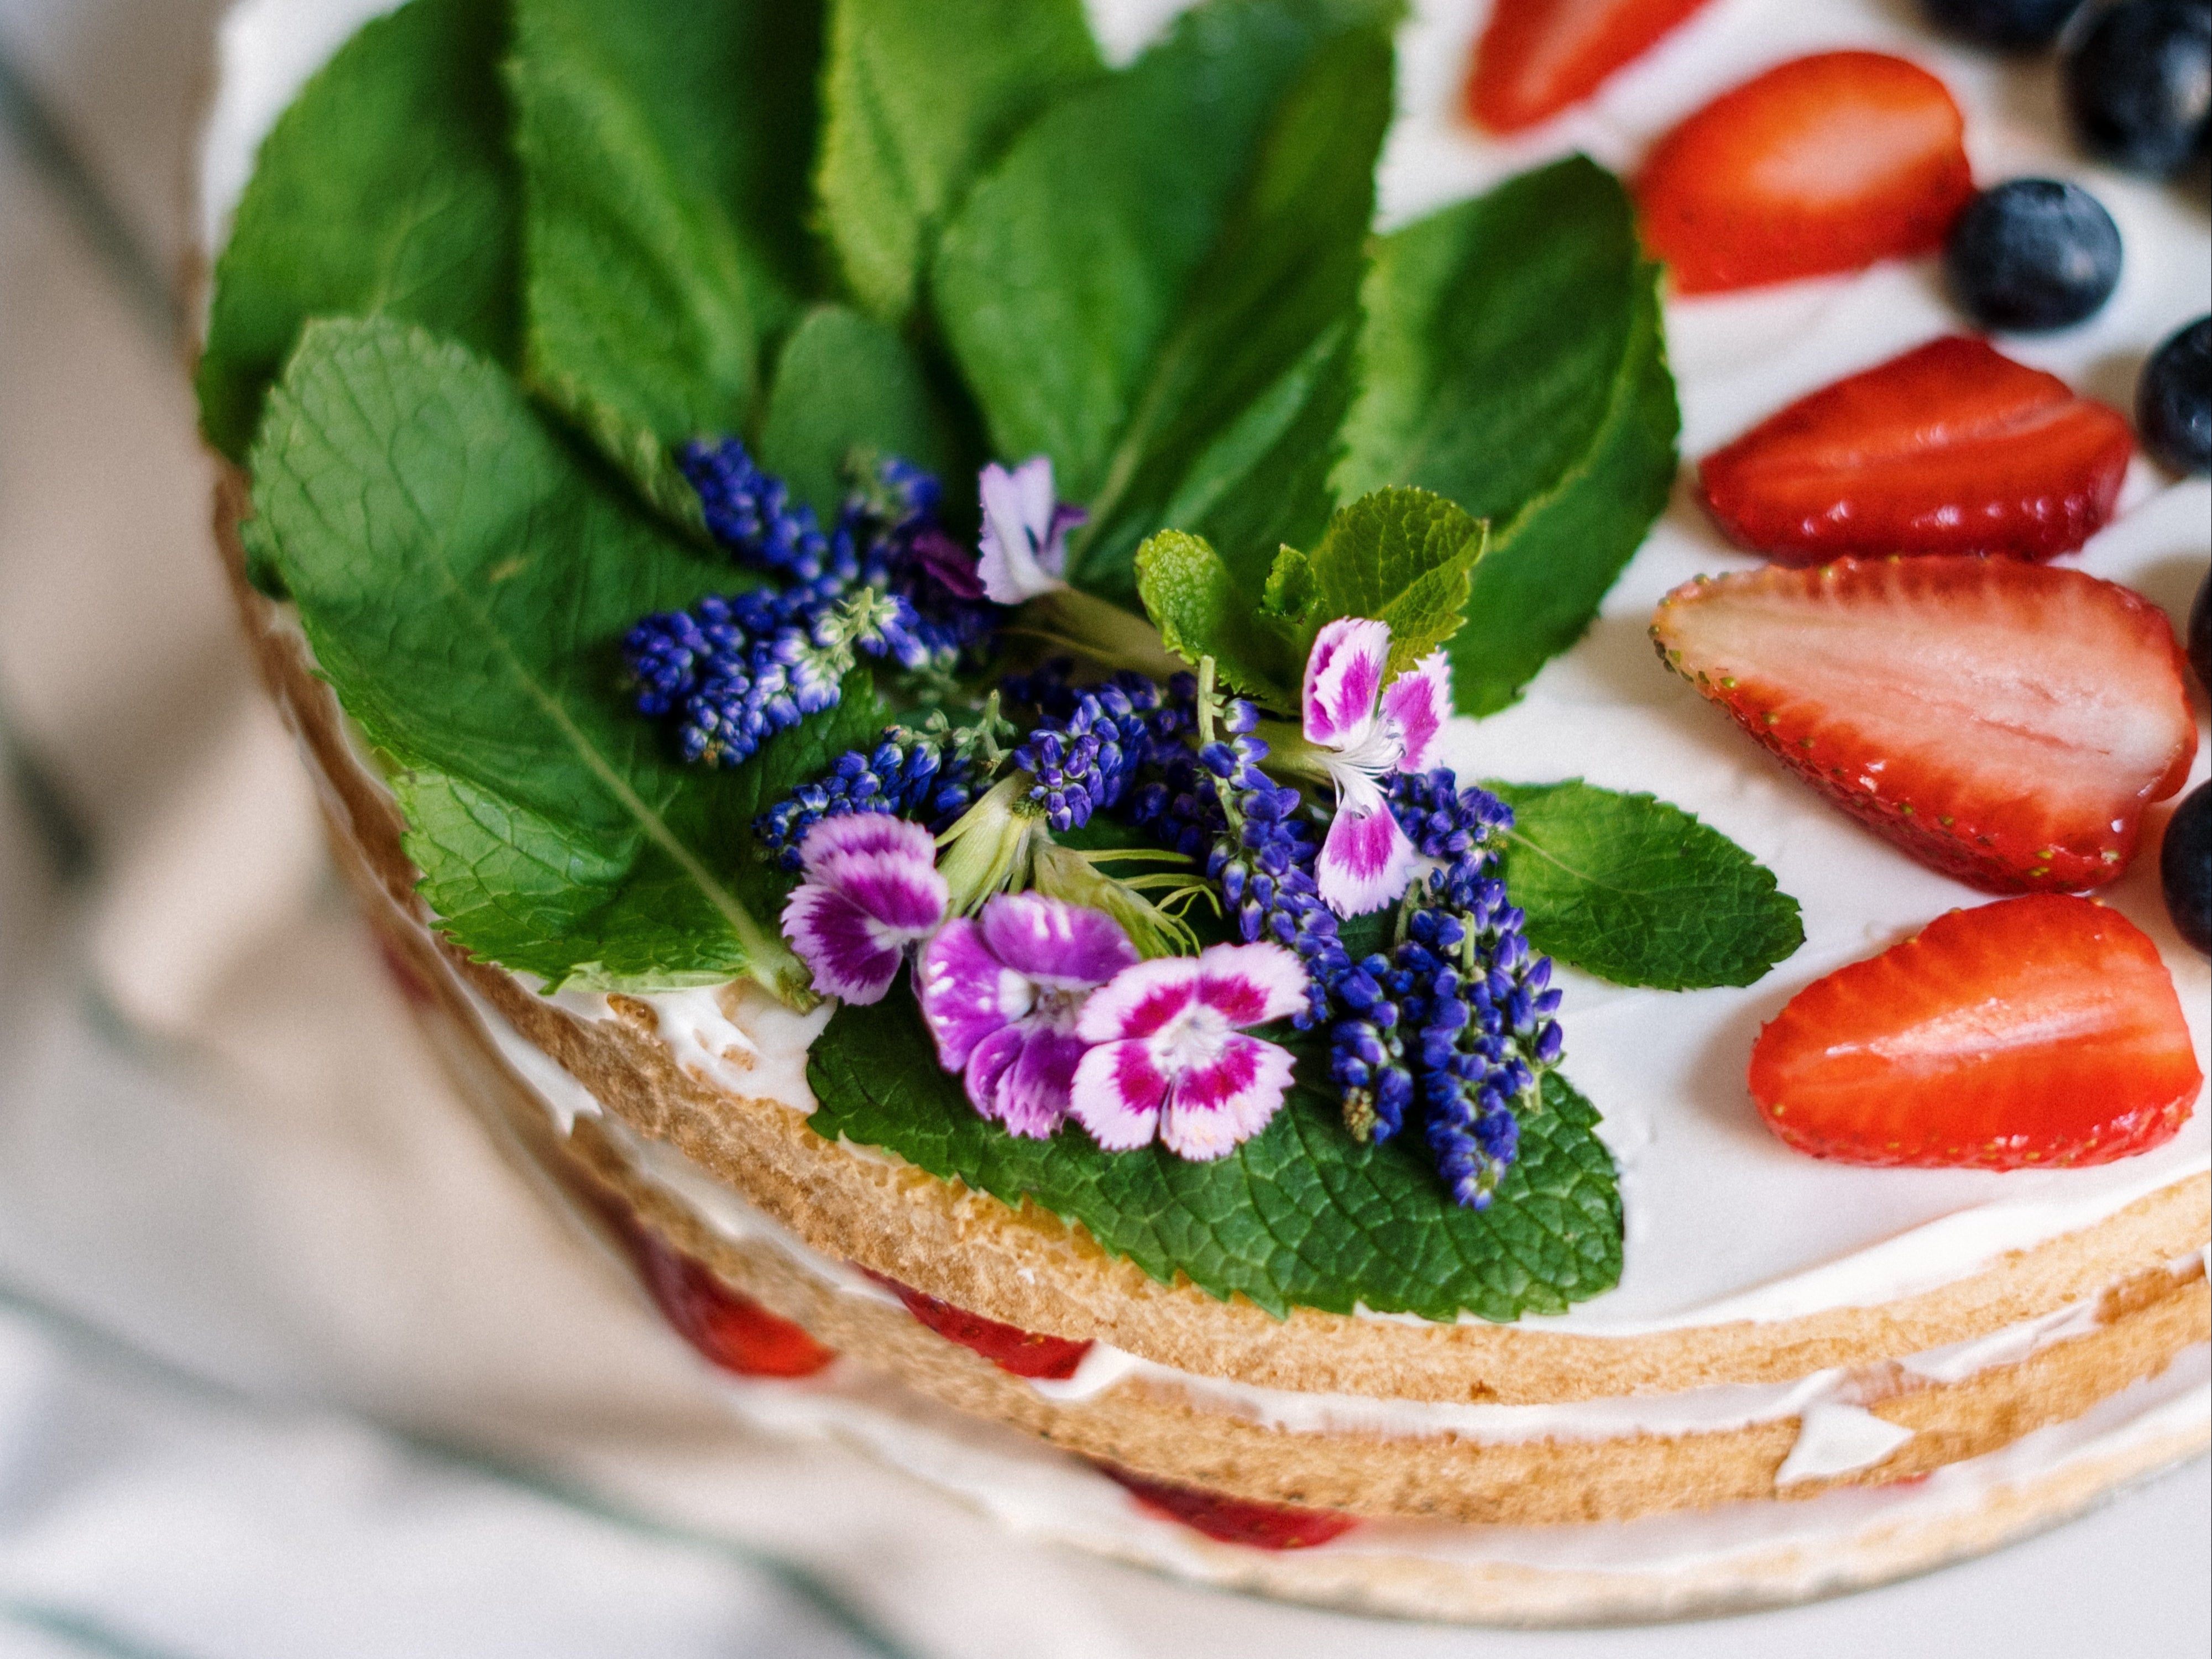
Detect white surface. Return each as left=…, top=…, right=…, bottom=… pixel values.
left=0, top=0, right=2204, bottom=1655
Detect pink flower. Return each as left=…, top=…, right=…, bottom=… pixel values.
left=1068, top=943, right=1307, bottom=1161
left=1302, top=618, right=1450, bottom=917
left=918, top=893, right=1140, bottom=1138
left=781, top=815, right=948, bottom=1003
left=975, top=456, right=1085, bottom=604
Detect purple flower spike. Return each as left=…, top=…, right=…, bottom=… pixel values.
left=1069, top=943, right=1307, bottom=1162
left=975, top=456, right=1084, bottom=604
left=918, top=893, right=1139, bottom=1138
left=782, top=815, right=948, bottom=1004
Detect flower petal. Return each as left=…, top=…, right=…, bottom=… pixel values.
left=1303, top=617, right=1389, bottom=750
left=980, top=892, right=1138, bottom=989
left=918, top=919, right=1033, bottom=1071
left=1069, top=1038, right=1168, bottom=1150
left=815, top=847, right=949, bottom=934
left=1074, top=955, right=1201, bottom=1043
left=781, top=883, right=906, bottom=1003
left=1316, top=799, right=1420, bottom=917
left=977, top=457, right=1070, bottom=604
left=1382, top=651, right=1451, bottom=774
left=963, top=1023, right=1027, bottom=1126
left=996, top=1025, right=1086, bottom=1138
left=797, top=810, right=937, bottom=877
left=1159, top=1034, right=1295, bottom=1161
left=1194, top=941, right=1308, bottom=1028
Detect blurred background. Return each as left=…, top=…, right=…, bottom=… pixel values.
left=0, top=1, right=2204, bottom=1655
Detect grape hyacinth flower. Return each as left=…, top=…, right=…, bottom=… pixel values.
left=1069, top=943, right=1308, bottom=1161
left=780, top=815, right=949, bottom=1004
left=918, top=893, right=1141, bottom=1138
left=975, top=456, right=1084, bottom=604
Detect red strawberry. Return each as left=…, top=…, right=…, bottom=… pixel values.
left=1097, top=1463, right=1359, bottom=1550
left=1749, top=895, right=2203, bottom=1169
left=1467, top=0, right=1716, bottom=133
left=1651, top=557, right=2197, bottom=893
left=865, top=1271, right=1092, bottom=1381
left=1635, top=51, right=1974, bottom=293
left=1700, top=337, right=2134, bottom=563
left=631, top=1229, right=836, bottom=1379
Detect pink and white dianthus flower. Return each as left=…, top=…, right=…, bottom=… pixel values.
left=918, top=892, right=1140, bottom=1138
left=1068, top=943, right=1307, bottom=1162
left=975, top=455, right=1085, bottom=604
left=1302, top=617, right=1450, bottom=917
left=781, top=814, right=948, bottom=1004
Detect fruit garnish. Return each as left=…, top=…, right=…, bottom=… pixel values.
left=2165, top=786, right=2212, bottom=956
left=1697, top=336, right=2133, bottom=563
left=865, top=1271, right=1092, bottom=1381
left=1749, top=894, right=2203, bottom=1168
left=2062, top=0, right=2212, bottom=179
left=2192, top=566, right=2212, bottom=687
left=631, top=1229, right=837, bottom=1379
left=1096, top=1463, right=1359, bottom=1550
left=2138, top=317, right=2211, bottom=478
left=1943, top=179, right=2122, bottom=334
left=1466, top=0, right=1714, bottom=133
left=1920, top=0, right=2080, bottom=51
left=1651, top=557, right=2198, bottom=893
left=1634, top=51, right=1974, bottom=294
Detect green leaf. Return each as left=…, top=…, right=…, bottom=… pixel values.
left=816, top=0, right=1101, bottom=325
left=246, top=315, right=841, bottom=992
left=757, top=306, right=953, bottom=518
left=1335, top=156, right=1680, bottom=716
left=507, top=0, right=826, bottom=517
left=196, top=0, right=520, bottom=464
left=1294, top=487, right=1487, bottom=674
left=1133, top=531, right=1299, bottom=704
left=1489, top=781, right=1804, bottom=991
left=808, top=996, right=1621, bottom=1322
left=935, top=0, right=1398, bottom=606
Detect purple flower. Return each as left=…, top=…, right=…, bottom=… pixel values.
left=918, top=893, right=1140, bottom=1138
left=781, top=815, right=948, bottom=1003
left=1068, top=943, right=1307, bottom=1161
left=1302, top=619, right=1451, bottom=918
left=976, top=456, right=1085, bottom=604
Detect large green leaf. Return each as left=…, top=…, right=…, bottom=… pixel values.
left=757, top=305, right=954, bottom=519
left=506, top=0, right=825, bottom=517
left=816, top=0, right=1101, bottom=325
left=196, top=0, right=520, bottom=464
left=809, top=996, right=1621, bottom=1322
left=935, top=0, right=1399, bottom=605
left=1336, top=156, right=1679, bottom=716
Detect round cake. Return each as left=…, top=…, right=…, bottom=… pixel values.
left=196, top=0, right=2210, bottom=1625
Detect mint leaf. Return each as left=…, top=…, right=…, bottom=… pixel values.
left=808, top=996, right=1621, bottom=1322
left=507, top=0, right=825, bottom=517
left=1292, top=487, right=1487, bottom=674
left=197, top=0, right=519, bottom=464
left=934, top=0, right=1398, bottom=605
left=1133, top=531, right=1298, bottom=704
left=758, top=306, right=954, bottom=519
left=1336, top=156, right=1679, bottom=715
left=247, top=316, right=818, bottom=992
left=817, top=0, right=1101, bottom=325
left=1489, top=781, right=1803, bottom=990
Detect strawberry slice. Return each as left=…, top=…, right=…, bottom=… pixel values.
left=1097, top=1463, right=1359, bottom=1550
left=1651, top=557, right=2197, bottom=893
left=1635, top=51, right=1974, bottom=293
left=865, top=1271, right=1092, bottom=1381
left=1467, top=0, right=1716, bottom=133
left=631, top=1229, right=837, bottom=1379
left=1699, top=337, right=2134, bottom=563
left=1749, top=895, right=2203, bottom=1169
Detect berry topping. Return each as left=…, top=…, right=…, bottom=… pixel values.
left=1750, top=894, right=2203, bottom=1168
left=1096, top=1464, right=1359, bottom=1550
left=1697, top=336, right=2133, bottom=563
left=1920, top=0, right=2083, bottom=50
left=1651, top=557, right=2198, bottom=893
left=1634, top=51, right=1974, bottom=294
left=2062, top=0, right=2212, bottom=177
left=630, top=1230, right=837, bottom=1379
left=866, top=1272, right=1093, bottom=1380
left=1944, top=179, right=2124, bottom=333
left=1467, top=0, right=1716, bottom=133
left=2138, top=316, right=2212, bottom=476
left=2164, top=785, right=2212, bottom=955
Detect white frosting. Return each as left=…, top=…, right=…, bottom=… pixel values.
left=1774, top=1404, right=1917, bottom=1487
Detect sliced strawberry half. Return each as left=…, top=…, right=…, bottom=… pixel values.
left=1700, top=337, right=2134, bottom=563
left=1651, top=557, right=2197, bottom=893
left=1467, top=0, right=1716, bottom=133
left=1097, top=1463, right=1359, bottom=1550
left=631, top=1229, right=836, bottom=1379
left=865, top=1271, right=1092, bottom=1381
left=1635, top=51, right=1974, bottom=294
left=1750, top=895, right=2203, bottom=1169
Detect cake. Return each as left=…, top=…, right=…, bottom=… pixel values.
left=195, top=0, right=2210, bottom=1625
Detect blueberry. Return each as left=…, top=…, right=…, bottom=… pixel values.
left=2164, top=784, right=2212, bottom=956
left=1944, top=179, right=2123, bottom=331
left=2061, top=0, right=2212, bottom=177
left=2190, top=564, right=2211, bottom=686
left=1921, top=0, right=2084, bottom=49
left=2138, top=316, right=2212, bottom=474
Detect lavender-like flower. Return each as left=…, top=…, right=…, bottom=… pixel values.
left=780, top=815, right=949, bottom=1004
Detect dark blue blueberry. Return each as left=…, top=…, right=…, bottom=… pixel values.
left=2189, top=565, right=2210, bottom=687
left=1921, top=0, right=2085, bottom=49
left=2061, top=0, right=2212, bottom=177
left=2162, top=782, right=2212, bottom=955
left=2138, top=316, right=2212, bottom=475
left=1944, top=179, right=2122, bottom=332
